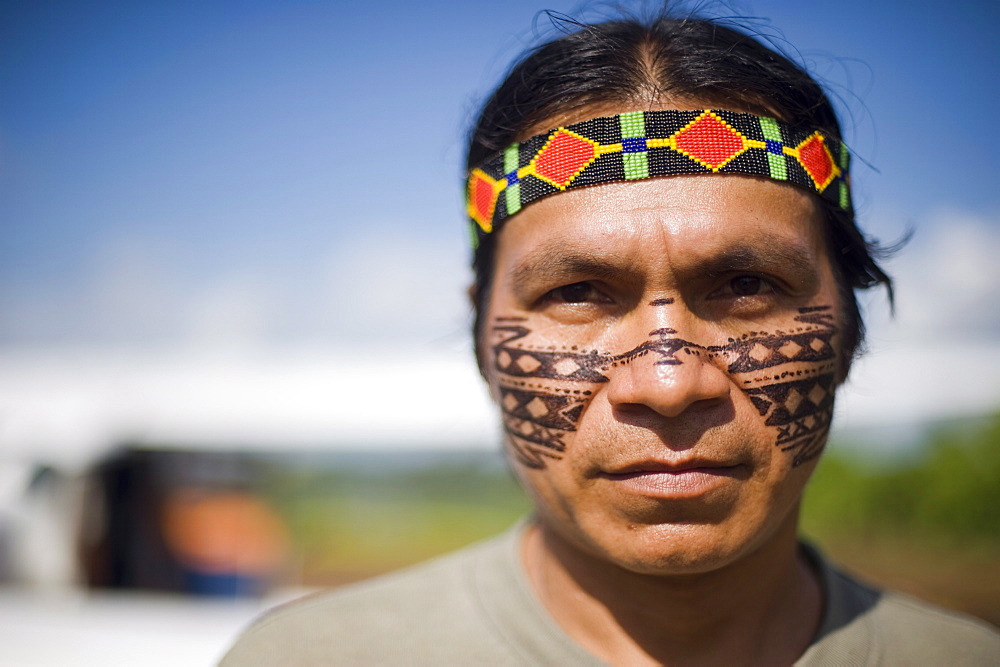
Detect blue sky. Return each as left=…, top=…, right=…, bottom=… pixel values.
left=2, top=2, right=997, bottom=317
left=2, top=1, right=998, bottom=342
left=0, top=1, right=998, bottom=449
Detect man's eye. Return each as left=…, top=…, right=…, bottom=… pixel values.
left=546, top=282, right=604, bottom=304
left=730, top=276, right=767, bottom=296
left=712, top=276, right=781, bottom=298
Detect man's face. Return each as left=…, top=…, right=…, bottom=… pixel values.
left=481, top=174, right=842, bottom=575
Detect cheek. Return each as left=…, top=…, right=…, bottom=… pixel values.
left=486, top=318, right=608, bottom=469
left=721, top=305, right=840, bottom=467
left=487, top=303, right=842, bottom=471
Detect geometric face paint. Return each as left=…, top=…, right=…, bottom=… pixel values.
left=490, top=305, right=837, bottom=469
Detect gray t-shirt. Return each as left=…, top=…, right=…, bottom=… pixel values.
left=222, top=523, right=999, bottom=665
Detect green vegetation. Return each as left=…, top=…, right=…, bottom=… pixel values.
left=261, top=413, right=1000, bottom=622
left=800, top=413, right=1000, bottom=624
left=802, top=412, right=1000, bottom=546
left=265, top=458, right=530, bottom=579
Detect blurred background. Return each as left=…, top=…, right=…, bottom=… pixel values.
left=1, top=0, right=998, bottom=663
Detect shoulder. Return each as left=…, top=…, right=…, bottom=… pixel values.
left=801, top=552, right=1000, bottom=666
left=219, top=530, right=525, bottom=666
left=867, top=588, right=1000, bottom=664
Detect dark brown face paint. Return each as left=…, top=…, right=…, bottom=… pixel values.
left=490, top=305, right=837, bottom=469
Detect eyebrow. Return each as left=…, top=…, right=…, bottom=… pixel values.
left=509, top=242, right=630, bottom=296
left=508, top=234, right=820, bottom=296
left=697, top=237, right=818, bottom=285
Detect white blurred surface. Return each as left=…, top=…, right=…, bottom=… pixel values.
left=0, top=348, right=498, bottom=470
left=0, top=589, right=276, bottom=666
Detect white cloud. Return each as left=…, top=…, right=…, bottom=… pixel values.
left=184, top=276, right=279, bottom=349
left=87, top=237, right=194, bottom=343
left=0, top=228, right=473, bottom=350
left=835, top=208, right=1000, bottom=432
left=873, top=209, right=1000, bottom=340
left=2, top=211, right=997, bottom=463
left=316, top=230, right=471, bottom=345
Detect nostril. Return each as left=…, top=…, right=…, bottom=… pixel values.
left=606, top=344, right=733, bottom=420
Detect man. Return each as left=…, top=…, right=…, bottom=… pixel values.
left=223, top=15, right=999, bottom=665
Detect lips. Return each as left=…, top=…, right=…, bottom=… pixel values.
left=603, top=458, right=737, bottom=475
left=597, top=460, right=747, bottom=498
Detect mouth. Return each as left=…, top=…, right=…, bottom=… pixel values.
left=597, top=460, right=747, bottom=498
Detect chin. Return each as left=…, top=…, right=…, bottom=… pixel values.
left=596, top=521, right=759, bottom=576
left=551, top=502, right=801, bottom=578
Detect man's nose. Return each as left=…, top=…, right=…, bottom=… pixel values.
left=605, top=329, right=731, bottom=419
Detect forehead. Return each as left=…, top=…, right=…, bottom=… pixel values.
left=491, top=174, right=829, bottom=283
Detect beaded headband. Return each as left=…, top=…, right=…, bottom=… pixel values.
left=466, top=109, right=851, bottom=244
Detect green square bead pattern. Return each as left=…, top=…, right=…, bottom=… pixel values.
left=619, top=111, right=649, bottom=180
left=758, top=116, right=788, bottom=181
left=503, top=144, right=521, bottom=215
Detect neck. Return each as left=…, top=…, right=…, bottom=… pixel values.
left=521, top=514, right=822, bottom=666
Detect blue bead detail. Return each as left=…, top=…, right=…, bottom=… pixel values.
left=765, top=140, right=783, bottom=155
left=622, top=137, right=647, bottom=153
left=505, top=171, right=519, bottom=185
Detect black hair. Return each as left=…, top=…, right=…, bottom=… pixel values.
left=466, top=13, right=894, bottom=379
